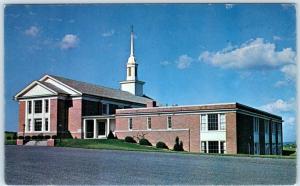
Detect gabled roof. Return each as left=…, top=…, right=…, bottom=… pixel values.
left=38, top=81, right=69, bottom=95
left=46, top=75, right=153, bottom=105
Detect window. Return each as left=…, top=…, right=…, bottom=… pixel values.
left=265, top=143, right=270, bottom=155
left=208, top=141, right=219, bottom=153
left=201, top=114, right=207, bottom=131
left=167, top=116, right=172, bottom=129
left=45, top=99, right=49, bottom=113
left=208, top=114, right=218, bottom=130
left=34, top=100, right=42, bottom=113
left=27, top=119, right=31, bottom=132
left=102, top=104, right=108, bottom=115
left=135, top=67, right=137, bottom=77
left=201, top=141, right=207, bottom=153
left=147, top=117, right=151, bottom=130
left=254, top=143, right=260, bottom=155
left=254, top=117, right=259, bottom=133
left=34, top=119, right=42, bottom=131
left=220, top=114, right=226, bottom=130
left=220, top=141, right=226, bottom=154
left=128, top=118, right=133, bottom=130
left=45, top=118, right=49, bottom=131
left=128, top=67, right=131, bottom=76
left=28, top=101, right=32, bottom=114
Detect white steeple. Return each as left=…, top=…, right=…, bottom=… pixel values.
left=120, top=26, right=145, bottom=96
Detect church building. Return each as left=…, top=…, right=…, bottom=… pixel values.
left=14, top=28, right=283, bottom=155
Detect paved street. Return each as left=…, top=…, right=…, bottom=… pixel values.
left=5, top=145, right=296, bottom=185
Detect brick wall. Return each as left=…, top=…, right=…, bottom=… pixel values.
left=226, top=112, right=237, bottom=154
left=115, top=114, right=200, bottom=152
left=50, top=99, right=58, bottom=133
left=18, top=101, right=26, bottom=134
left=68, top=99, right=82, bottom=138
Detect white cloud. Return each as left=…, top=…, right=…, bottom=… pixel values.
left=259, top=98, right=295, bottom=114
left=280, top=64, right=297, bottom=80
left=273, top=35, right=282, bottom=41
left=25, top=26, right=39, bottom=37
left=160, top=61, right=170, bottom=66
left=199, top=38, right=296, bottom=70
left=102, top=30, right=115, bottom=37
left=284, top=116, right=295, bottom=126
left=60, top=34, right=79, bottom=50
left=225, top=4, right=234, bottom=9
left=176, top=54, right=193, bottom=69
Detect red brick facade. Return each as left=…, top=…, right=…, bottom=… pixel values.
left=68, top=99, right=82, bottom=138
left=18, top=101, right=26, bottom=134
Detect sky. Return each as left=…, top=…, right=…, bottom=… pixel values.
left=5, top=3, right=296, bottom=142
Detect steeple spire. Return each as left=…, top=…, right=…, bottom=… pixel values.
left=130, top=25, right=134, bottom=57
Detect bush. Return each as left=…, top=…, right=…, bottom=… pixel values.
left=156, top=141, right=168, bottom=149
left=32, top=136, right=37, bottom=140
left=24, top=136, right=31, bottom=141
left=6, top=136, right=11, bottom=140
left=13, top=134, right=17, bottom=140
left=18, top=136, right=24, bottom=140
left=37, top=134, right=44, bottom=140
left=139, top=138, right=152, bottom=146
left=51, top=135, right=57, bottom=139
left=45, top=135, right=51, bottom=139
left=173, top=136, right=184, bottom=151
left=124, top=136, right=136, bottom=143
left=107, top=130, right=116, bottom=139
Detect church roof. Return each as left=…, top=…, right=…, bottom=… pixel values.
left=48, top=75, right=152, bottom=105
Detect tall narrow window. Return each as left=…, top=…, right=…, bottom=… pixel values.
left=147, top=117, right=151, bottom=130
left=201, top=141, right=207, bottom=153
left=219, top=114, right=226, bottom=130
left=208, top=114, right=218, bottom=130
left=45, top=99, right=49, bottom=113
left=28, top=101, right=32, bottom=114
left=34, top=118, right=42, bottom=131
left=45, top=118, right=49, bottom=131
left=167, top=116, right=172, bottom=129
left=135, top=67, right=137, bottom=77
left=220, top=141, right=226, bottom=154
left=128, top=67, right=131, bottom=76
left=34, top=100, right=42, bottom=113
left=201, top=114, right=207, bottom=131
left=27, top=119, right=31, bottom=132
left=128, top=118, right=133, bottom=130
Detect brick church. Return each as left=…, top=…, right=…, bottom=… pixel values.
left=14, top=28, right=283, bottom=155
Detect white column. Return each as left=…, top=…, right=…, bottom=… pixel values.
left=93, top=119, right=97, bottom=139
left=106, top=118, right=110, bottom=137
left=218, top=141, right=221, bottom=154
left=83, top=119, right=86, bottom=139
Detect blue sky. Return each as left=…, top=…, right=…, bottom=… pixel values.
left=5, top=4, right=296, bottom=142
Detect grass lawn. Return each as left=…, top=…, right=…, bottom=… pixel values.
left=5, top=131, right=17, bottom=145
left=55, top=139, right=169, bottom=152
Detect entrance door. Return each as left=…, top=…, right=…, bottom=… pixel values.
left=86, top=120, right=94, bottom=138
left=98, top=122, right=106, bottom=137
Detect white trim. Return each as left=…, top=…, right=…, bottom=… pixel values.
left=115, top=128, right=189, bottom=133
left=40, top=75, right=82, bottom=95
left=167, top=116, right=172, bottom=129
left=128, top=117, right=133, bottom=131
left=237, top=109, right=282, bottom=122
left=15, top=81, right=58, bottom=100
left=117, top=110, right=236, bottom=118
left=146, top=117, right=151, bottom=130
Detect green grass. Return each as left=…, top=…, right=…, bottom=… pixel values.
left=55, top=139, right=169, bottom=152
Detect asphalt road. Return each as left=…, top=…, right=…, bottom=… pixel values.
left=5, top=145, right=296, bottom=185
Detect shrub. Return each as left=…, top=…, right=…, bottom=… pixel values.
left=124, top=136, right=136, bottom=143
left=45, top=135, right=51, bottom=139
left=173, top=136, right=184, bottom=151
left=139, top=138, right=152, bottom=146
left=51, top=135, right=57, bottom=139
left=6, top=136, right=11, bottom=140
left=107, top=130, right=116, bottom=139
left=37, top=134, right=44, bottom=140
left=156, top=141, right=168, bottom=149
left=24, top=136, right=31, bottom=141
left=13, top=134, right=17, bottom=140
left=32, top=136, right=37, bottom=140
left=18, top=136, right=24, bottom=140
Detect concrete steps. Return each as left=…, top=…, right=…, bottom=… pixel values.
left=24, top=140, right=48, bottom=146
